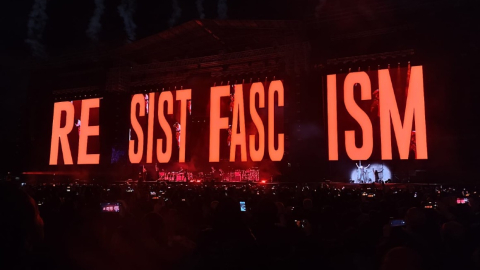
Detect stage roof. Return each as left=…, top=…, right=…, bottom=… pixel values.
left=115, top=19, right=305, bottom=64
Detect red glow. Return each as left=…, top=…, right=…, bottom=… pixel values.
left=230, top=84, right=248, bottom=162
left=327, top=75, right=338, bottom=160
left=157, top=92, right=174, bottom=163
left=49, top=101, right=75, bottom=165
left=328, top=66, right=427, bottom=161
left=379, top=66, right=428, bottom=159
left=176, top=89, right=192, bottom=163
left=268, top=80, right=284, bottom=161
left=22, top=171, right=71, bottom=175
left=129, top=94, right=145, bottom=163
left=249, top=82, right=265, bottom=161
left=77, top=98, right=100, bottom=164
left=146, top=93, right=156, bottom=163
left=343, top=72, right=373, bottom=160
left=209, top=85, right=230, bottom=162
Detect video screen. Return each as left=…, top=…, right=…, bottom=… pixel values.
left=327, top=66, right=426, bottom=161
left=49, top=98, right=100, bottom=165
left=126, top=81, right=285, bottom=167
left=325, top=66, right=428, bottom=182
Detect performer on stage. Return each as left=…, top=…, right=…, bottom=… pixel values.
left=178, top=167, right=184, bottom=181
left=356, top=161, right=370, bottom=183
left=370, top=89, right=380, bottom=118
left=187, top=100, right=192, bottom=115
left=145, top=94, right=149, bottom=114
left=355, top=162, right=363, bottom=182
left=208, top=166, right=216, bottom=182
left=75, top=119, right=81, bottom=135
left=173, top=122, right=181, bottom=149
left=159, top=169, right=165, bottom=181
left=363, top=164, right=371, bottom=182
left=140, top=165, right=147, bottom=183
left=410, top=131, right=417, bottom=159
left=218, top=169, right=224, bottom=181
left=229, top=93, right=234, bottom=112
left=184, top=168, right=189, bottom=182
left=227, top=125, right=232, bottom=146
left=373, top=168, right=383, bottom=183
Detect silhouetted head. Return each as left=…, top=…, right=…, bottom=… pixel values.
left=254, top=198, right=277, bottom=227
left=405, top=207, right=426, bottom=233
left=473, top=247, right=480, bottom=269
left=381, top=247, right=422, bottom=270
left=441, top=221, right=466, bottom=244
left=303, top=198, right=313, bottom=210
left=153, top=200, right=166, bottom=213
left=0, top=182, right=44, bottom=266
left=275, top=201, right=285, bottom=214
left=213, top=197, right=242, bottom=230
left=210, top=200, right=219, bottom=210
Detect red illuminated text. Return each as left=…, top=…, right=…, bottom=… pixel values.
left=49, top=98, right=100, bottom=165
left=327, top=66, right=427, bottom=160
left=209, top=81, right=284, bottom=162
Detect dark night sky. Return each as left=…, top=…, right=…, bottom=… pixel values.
left=0, top=0, right=312, bottom=58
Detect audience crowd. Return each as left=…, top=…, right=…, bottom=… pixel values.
left=1, top=179, right=480, bottom=270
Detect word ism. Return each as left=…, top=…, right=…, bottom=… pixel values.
left=327, top=65, right=427, bottom=161
left=49, top=81, right=285, bottom=165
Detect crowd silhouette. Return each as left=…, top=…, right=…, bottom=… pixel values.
left=1, top=180, right=480, bottom=270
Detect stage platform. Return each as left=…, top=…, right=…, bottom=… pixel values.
left=324, top=181, right=443, bottom=189
left=119, top=180, right=444, bottom=189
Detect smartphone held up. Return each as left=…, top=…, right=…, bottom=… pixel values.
left=101, top=202, right=121, bottom=213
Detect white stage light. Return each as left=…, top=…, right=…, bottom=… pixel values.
left=350, top=163, right=391, bottom=183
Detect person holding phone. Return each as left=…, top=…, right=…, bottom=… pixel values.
left=195, top=197, right=258, bottom=269
left=390, top=218, right=406, bottom=227
left=379, top=207, right=430, bottom=260
left=240, top=201, right=246, bottom=212
left=0, top=182, right=45, bottom=270
left=142, top=200, right=167, bottom=246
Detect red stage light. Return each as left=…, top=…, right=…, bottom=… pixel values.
left=261, top=180, right=266, bottom=184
